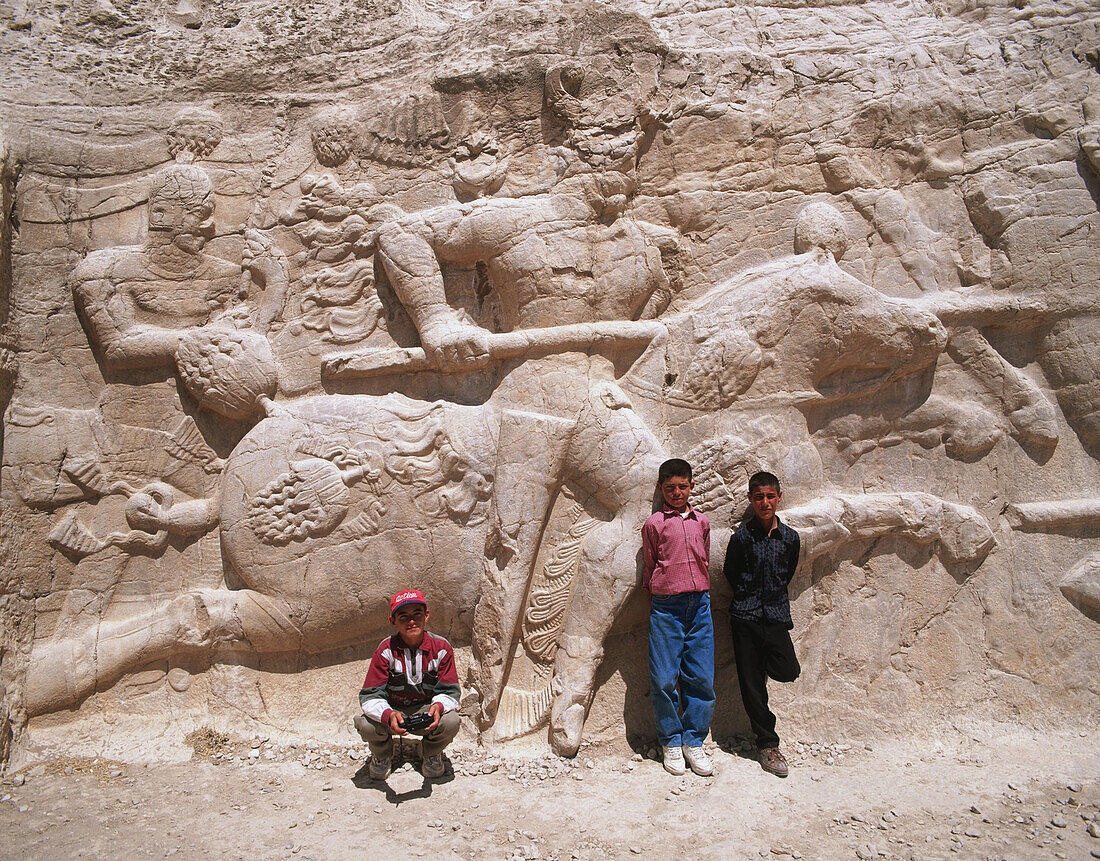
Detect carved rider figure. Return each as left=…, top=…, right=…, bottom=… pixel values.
left=365, top=158, right=678, bottom=753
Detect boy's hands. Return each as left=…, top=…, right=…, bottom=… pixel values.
left=387, top=710, right=408, bottom=736
left=387, top=703, right=444, bottom=735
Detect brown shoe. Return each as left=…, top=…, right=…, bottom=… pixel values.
left=758, top=747, right=789, bottom=778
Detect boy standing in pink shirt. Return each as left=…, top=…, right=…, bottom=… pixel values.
left=641, top=458, right=715, bottom=776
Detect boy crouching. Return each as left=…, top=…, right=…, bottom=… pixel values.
left=354, top=589, right=461, bottom=780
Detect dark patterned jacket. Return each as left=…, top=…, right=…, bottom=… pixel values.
left=724, top=515, right=801, bottom=629
left=359, top=632, right=461, bottom=724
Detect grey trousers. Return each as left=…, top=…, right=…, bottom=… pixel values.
left=354, top=706, right=460, bottom=758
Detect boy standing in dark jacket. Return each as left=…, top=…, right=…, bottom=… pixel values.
left=724, top=472, right=801, bottom=777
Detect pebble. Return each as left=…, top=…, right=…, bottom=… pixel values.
left=1068, top=783, right=1082, bottom=793
left=855, top=844, right=877, bottom=860
left=1051, top=816, right=1067, bottom=828
left=629, top=848, right=643, bottom=855
left=1087, top=821, right=1100, bottom=838
left=10, top=775, right=24, bottom=787
left=964, top=828, right=981, bottom=838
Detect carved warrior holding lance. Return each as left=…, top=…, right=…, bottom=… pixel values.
left=355, top=163, right=682, bottom=754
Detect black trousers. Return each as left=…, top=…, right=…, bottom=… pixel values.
left=730, top=616, right=801, bottom=749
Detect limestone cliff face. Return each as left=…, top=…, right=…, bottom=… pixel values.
left=1, top=0, right=1097, bottom=757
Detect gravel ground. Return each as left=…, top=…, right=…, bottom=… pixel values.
left=1, top=725, right=1097, bottom=860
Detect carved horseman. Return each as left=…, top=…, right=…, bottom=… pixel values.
left=366, top=160, right=680, bottom=754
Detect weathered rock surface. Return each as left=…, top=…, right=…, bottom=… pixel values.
left=0, top=0, right=1097, bottom=759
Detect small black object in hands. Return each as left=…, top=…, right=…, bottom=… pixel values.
left=402, top=711, right=434, bottom=733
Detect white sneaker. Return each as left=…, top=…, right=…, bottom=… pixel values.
left=683, top=745, right=713, bottom=776
left=422, top=753, right=445, bottom=779
left=662, top=745, right=686, bottom=775
left=368, top=754, right=392, bottom=780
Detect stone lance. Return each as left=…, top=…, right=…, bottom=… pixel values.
left=320, top=320, right=667, bottom=379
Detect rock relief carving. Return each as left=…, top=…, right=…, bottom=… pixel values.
left=166, top=107, right=224, bottom=163
left=6, top=407, right=222, bottom=561
left=308, top=95, right=694, bottom=749
left=244, top=417, right=491, bottom=546
left=48, top=476, right=219, bottom=560
left=0, top=136, right=13, bottom=417
left=813, top=136, right=1065, bottom=457
left=645, top=210, right=998, bottom=574
left=28, top=86, right=684, bottom=752
left=1058, top=552, right=1100, bottom=620
left=27, top=178, right=1020, bottom=758
left=19, top=61, right=1098, bottom=760
left=310, top=106, right=359, bottom=170
left=362, top=92, right=451, bottom=168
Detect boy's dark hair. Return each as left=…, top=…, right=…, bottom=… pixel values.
left=658, top=458, right=693, bottom=483
left=748, top=471, right=781, bottom=493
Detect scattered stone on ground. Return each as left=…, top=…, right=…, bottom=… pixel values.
left=0, top=728, right=1096, bottom=860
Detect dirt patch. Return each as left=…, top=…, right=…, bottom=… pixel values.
left=185, top=728, right=237, bottom=761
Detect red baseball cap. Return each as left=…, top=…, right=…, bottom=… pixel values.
left=390, top=589, right=427, bottom=615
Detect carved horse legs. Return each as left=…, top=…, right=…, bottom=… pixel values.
left=476, top=409, right=574, bottom=727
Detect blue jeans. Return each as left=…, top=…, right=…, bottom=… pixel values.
left=648, top=591, right=715, bottom=747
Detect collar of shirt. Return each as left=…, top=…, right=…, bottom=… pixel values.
left=659, top=504, right=698, bottom=520
left=746, top=514, right=784, bottom=538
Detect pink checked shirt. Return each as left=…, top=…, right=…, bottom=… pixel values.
left=641, top=505, right=711, bottom=596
